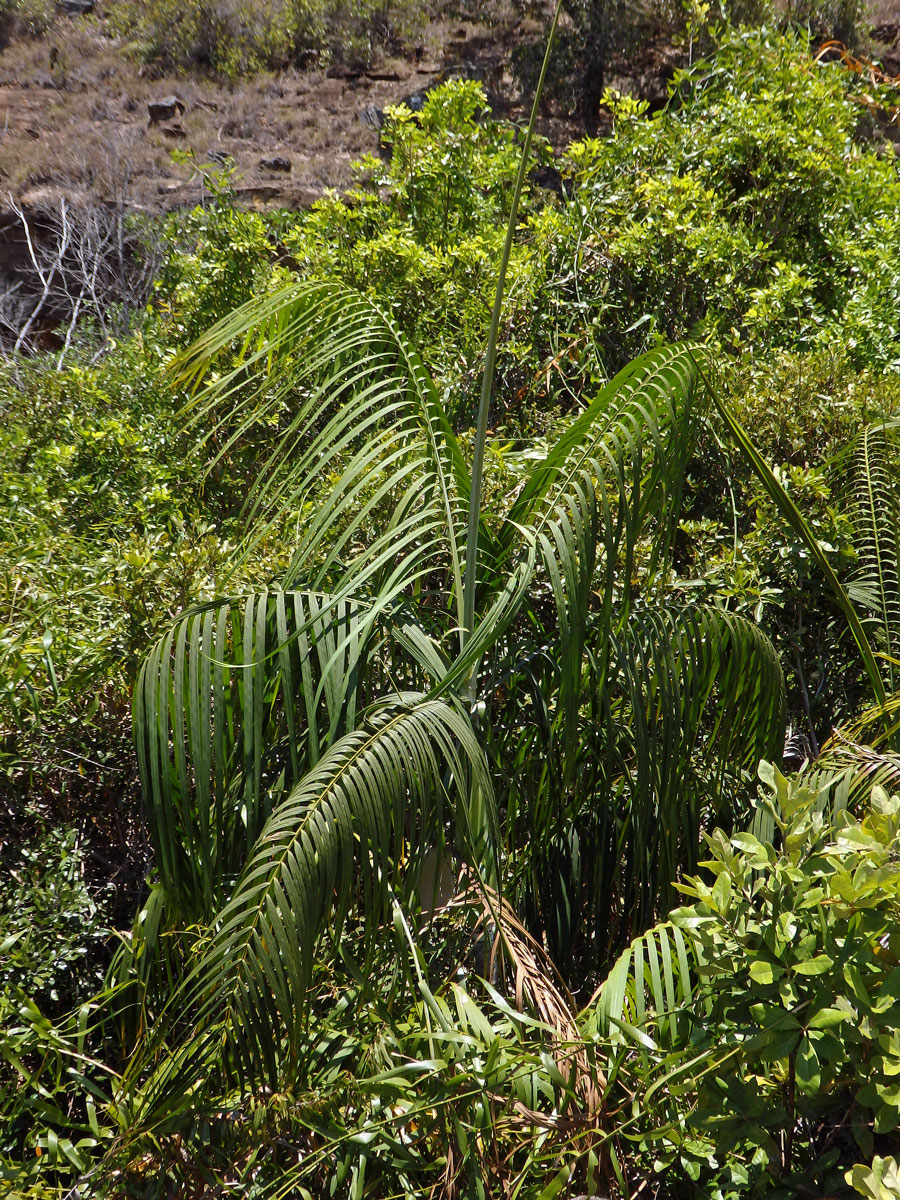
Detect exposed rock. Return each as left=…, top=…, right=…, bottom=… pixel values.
left=258, top=155, right=291, bottom=172
left=359, top=103, right=384, bottom=128
left=147, top=96, right=185, bottom=124
left=326, top=63, right=362, bottom=80
left=205, top=148, right=233, bottom=165
left=397, top=91, right=426, bottom=112
left=59, top=0, right=94, bottom=13
left=234, top=183, right=320, bottom=209
left=235, top=184, right=284, bottom=203
left=442, top=60, right=487, bottom=83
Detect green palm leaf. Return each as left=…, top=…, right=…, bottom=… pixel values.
left=173, top=282, right=473, bottom=635
left=846, top=424, right=900, bottom=695
left=587, top=920, right=701, bottom=1054
left=134, top=588, right=390, bottom=918
left=495, top=343, right=699, bottom=561
left=612, top=604, right=785, bottom=925
left=499, top=596, right=784, bottom=970
left=125, top=695, right=496, bottom=1123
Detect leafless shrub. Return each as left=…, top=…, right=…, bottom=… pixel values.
left=0, top=138, right=162, bottom=368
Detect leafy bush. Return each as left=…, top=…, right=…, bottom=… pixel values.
left=153, top=166, right=279, bottom=346
left=605, top=767, right=900, bottom=1197
left=0, top=823, right=107, bottom=1008
left=110, top=0, right=420, bottom=74
left=279, top=80, right=557, bottom=404
left=558, top=28, right=900, bottom=372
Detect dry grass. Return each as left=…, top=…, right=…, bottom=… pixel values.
left=0, top=2, right=550, bottom=214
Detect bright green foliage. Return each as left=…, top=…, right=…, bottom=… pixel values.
left=848, top=1155, right=900, bottom=1199
left=0, top=339, right=257, bottom=800
left=282, top=80, right=556, bottom=400
left=560, top=28, right=900, bottom=372
left=154, top=172, right=280, bottom=348
left=374, top=82, right=525, bottom=247
left=606, top=768, right=900, bottom=1196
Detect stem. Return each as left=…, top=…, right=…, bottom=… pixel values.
left=462, top=0, right=562, bottom=661
left=784, top=1049, right=796, bottom=1174
left=793, top=597, right=820, bottom=760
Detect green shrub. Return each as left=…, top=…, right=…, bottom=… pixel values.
left=279, top=80, right=558, bottom=407
left=558, top=28, right=900, bottom=372
left=110, top=0, right=419, bottom=75
left=614, top=768, right=900, bottom=1196
left=0, top=824, right=107, bottom=1009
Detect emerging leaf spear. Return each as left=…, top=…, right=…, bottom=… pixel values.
left=462, top=0, right=563, bottom=687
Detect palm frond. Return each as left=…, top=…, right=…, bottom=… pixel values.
left=846, top=424, right=900, bottom=694
left=134, top=588, right=389, bottom=919
left=125, top=695, right=496, bottom=1124
left=494, top=342, right=701, bottom=576
left=173, top=281, right=471, bottom=631
left=611, top=604, right=785, bottom=926
left=587, top=921, right=701, bottom=1054
left=498, top=598, right=784, bottom=972
left=444, top=881, right=602, bottom=1112
left=504, top=345, right=704, bottom=830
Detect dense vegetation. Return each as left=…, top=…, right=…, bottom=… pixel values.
left=4, top=7, right=900, bottom=1196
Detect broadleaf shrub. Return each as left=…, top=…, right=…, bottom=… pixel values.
left=613, top=767, right=900, bottom=1196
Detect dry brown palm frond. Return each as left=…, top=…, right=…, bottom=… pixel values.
left=440, top=881, right=604, bottom=1117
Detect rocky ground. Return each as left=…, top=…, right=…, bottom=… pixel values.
left=3, top=2, right=899, bottom=212
left=0, top=6, right=564, bottom=218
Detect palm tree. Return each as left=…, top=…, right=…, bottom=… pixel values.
left=119, top=8, right=786, bottom=1125
left=124, top=313, right=785, bottom=1110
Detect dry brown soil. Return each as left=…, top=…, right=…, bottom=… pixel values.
left=0, top=7, right=563, bottom=216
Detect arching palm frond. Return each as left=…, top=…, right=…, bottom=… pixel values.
left=586, top=921, right=702, bottom=1059
left=498, top=594, right=784, bottom=973
left=611, top=605, right=785, bottom=927
left=493, top=342, right=701, bottom=579
left=173, top=281, right=472, bottom=636
left=520, top=337, right=701, bottom=805
left=125, top=695, right=497, bottom=1126
left=480, top=347, right=703, bottom=958
left=482, top=341, right=781, bottom=967
left=846, top=424, right=900, bottom=695
left=582, top=921, right=710, bottom=1166
left=134, top=588, right=399, bottom=919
